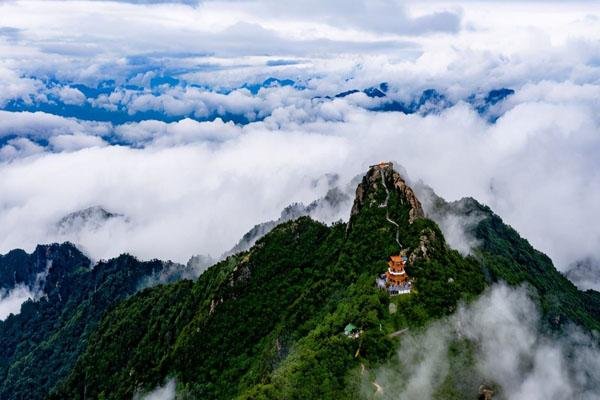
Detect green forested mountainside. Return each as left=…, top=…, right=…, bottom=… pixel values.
left=0, top=164, right=598, bottom=400
left=477, top=207, right=600, bottom=329
left=428, top=195, right=600, bottom=331
left=0, top=244, right=182, bottom=400
left=52, top=164, right=599, bottom=400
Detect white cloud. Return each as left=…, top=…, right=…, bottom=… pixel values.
left=249, top=0, right=462, bottom=35
left=55, top=86, right=87, bottom=106
left=0, top=138, right=44, bottom=161
left=0, top=67, right=43, bottom=107
left=368, top=284, right=600, bottom=400
left=134, top=379, right=176, bottom=400
left=0, top=259, right=51, bottom=320
left=115, top=118, right=241, bottom=146
left=122, top=87, right=270, bottom=119
left=0, top=84, right=599, bottom=271
left=48, top=134, right=108, bottom=152
left=0, top=110, right=111, bottom=139
left=0, top=130, right=350, bottom=262
left=0, top=285, right=35, bottom=320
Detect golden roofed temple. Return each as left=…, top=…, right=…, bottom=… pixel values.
left=376, top=253, right=412, bottom=296
left=385, top=254, right=409, bottom=285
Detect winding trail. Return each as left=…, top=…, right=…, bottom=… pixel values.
left=361, top=363, right=384, bottom=396
left=379, top=168, right=402, bottom=250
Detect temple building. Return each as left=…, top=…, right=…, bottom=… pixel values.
left=386, top=255, right=408, bottom=285
left=376, top=253, right=412, bottom=295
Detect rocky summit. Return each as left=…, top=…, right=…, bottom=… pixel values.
left=350, top=162, right=424, bottom=224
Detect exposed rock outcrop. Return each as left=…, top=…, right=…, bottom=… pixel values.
left=229, top=254, right=252, bottom=289
left=408, top=228, right=437, bottom=264
left=350, top=162, right=424, bottom=223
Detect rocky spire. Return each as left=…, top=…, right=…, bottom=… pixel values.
left=349, top=161, right=424, bottom=223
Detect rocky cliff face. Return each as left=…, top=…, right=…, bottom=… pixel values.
left=350, top=162, right=424, bottom=223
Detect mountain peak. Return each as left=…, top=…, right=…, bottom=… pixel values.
left=350, top=161, right=424, bottom=224
left=56, top=206, right=126, bottom=234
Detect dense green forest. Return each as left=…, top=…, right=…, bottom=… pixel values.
left=0, top=164, right=598, bottom=399
left=0, top=244, right=188, bottom=400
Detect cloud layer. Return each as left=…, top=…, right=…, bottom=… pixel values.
left=0, top=1, right=599, bottom=288
left=134, top=379, right=176, bottom=400
left=0, top=285, right=36, bottom=320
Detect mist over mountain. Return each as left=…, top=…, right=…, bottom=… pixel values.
left=565, top=258, right=600, bottom=292
left=219, top=178, right=354, bottom=259
left=1, top=1, right=599, bottom=278
left=55, top=206, right=127, bottom=235
left=0, top=1, right=599, bottom=399
left=0, top=163, right=597, bottom=399
left=0, top=242, right=194, bottom=399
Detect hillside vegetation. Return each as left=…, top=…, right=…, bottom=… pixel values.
left=49, top=164, right=599, bottom=399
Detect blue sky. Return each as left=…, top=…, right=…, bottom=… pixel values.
left=0, top=1, right=599, bottom=290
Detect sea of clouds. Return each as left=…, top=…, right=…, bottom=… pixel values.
left=0, top=1, right=599, bottom=291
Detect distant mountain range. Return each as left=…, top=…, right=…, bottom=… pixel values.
left=1, top=77, right=514, bottom=150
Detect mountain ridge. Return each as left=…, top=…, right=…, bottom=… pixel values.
left=0, top=163, right=597, bottom=399
left=52, top=162, right=590, bottom=399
